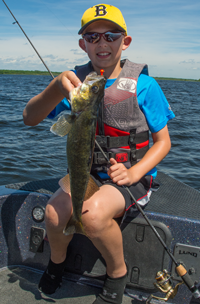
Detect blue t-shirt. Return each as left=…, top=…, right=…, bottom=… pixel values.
left=48, top=74, right=174, bottom=132
left=48, top=72, right=175, bottom=179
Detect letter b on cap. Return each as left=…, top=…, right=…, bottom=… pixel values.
left=94, top=5, right=107, bottom=17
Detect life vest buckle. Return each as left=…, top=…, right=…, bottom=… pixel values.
left=95, top=135, right=109, bottom=148
left=93, top=151, right=112, bottom=165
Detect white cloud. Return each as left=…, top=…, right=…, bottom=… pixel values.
left=1, top=0, right=200, bottom=79
left=70, top=49, right=86, bottom=56
left=179, top=59, right=199, bottom=64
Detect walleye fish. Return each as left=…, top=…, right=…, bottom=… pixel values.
left=50, top=72, right=106, bottom=235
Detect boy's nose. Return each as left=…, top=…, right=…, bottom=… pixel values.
left=98, top=36, right=108, bottom=45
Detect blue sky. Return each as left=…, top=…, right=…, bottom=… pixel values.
left=1, top=0, right=200, bottom=79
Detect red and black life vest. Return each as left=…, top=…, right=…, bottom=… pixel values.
left=75, top=59, right=149, bottom=171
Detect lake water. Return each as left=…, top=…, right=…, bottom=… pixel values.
left=0, top=75, right=200, bottom=191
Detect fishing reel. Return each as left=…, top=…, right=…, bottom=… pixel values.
left=146, top=269, right=183, bottom=303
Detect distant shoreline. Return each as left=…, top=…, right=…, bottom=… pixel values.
left=0, top=69, right=199, bottom=82
left=0, top=70, right=60, bottom=76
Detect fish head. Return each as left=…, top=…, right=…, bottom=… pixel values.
left=70, top=72, right=106, bottom=113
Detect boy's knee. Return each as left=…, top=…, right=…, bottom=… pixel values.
left=45, top=195, right=72, bottom=229
left=44, top=204, right=63, bottom=230
left=82, top=201, right=112, bottom=238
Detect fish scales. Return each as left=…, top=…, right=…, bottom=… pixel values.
left=67, top=106, right=97, bottom=223
left=50, top=72, right=106, bottom=235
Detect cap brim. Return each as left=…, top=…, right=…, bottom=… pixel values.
left=78, top=19, right=126, bottom=35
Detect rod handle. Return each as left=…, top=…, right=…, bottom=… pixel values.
left=176, top=264, right=187, bottom=276
left=176, top=265, right=200, bottom=298
left=176, top=265, right=195, bottom=289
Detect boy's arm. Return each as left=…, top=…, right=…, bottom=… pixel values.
left=23, top=71, right=82, bottom=126
left=108, top=125, right=171, bottom=186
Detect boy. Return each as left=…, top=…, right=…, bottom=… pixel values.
left=23, top=4, right=175, bottom=304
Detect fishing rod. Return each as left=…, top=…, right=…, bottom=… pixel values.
left=3, top=0, right=200, bottom=301
left=95, top=140, right=200, bottom=301
left=95, top=142, right=177, bottom=260
left=2, top=0, right=55, bottom=79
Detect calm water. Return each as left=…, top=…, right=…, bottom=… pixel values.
left=0, top=75, right=200, bottom=191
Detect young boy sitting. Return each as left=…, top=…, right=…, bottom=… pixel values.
left=23, top=3, right=175, bottom=304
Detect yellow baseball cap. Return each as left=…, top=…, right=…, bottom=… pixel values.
left=78, top=4, right=127, bottom=35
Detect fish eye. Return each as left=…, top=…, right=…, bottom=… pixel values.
left=91, top=85, right=99, bottom=93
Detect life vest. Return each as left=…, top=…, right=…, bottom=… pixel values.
left=75, top=59, right=149, bottom=171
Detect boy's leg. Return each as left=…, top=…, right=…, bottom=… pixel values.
left=82, top=184, right=127, bottom=278
left=44, top=184, right=126, bottom=276
left=39, top=183, right=127, bottom=300
left=82, top=184, right=127, bottom=303
left=39, top=187, right=73, bottom=294
left=45, top=187, right=73, bottom=263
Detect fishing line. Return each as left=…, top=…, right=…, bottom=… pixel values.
left=43, top=1, right=78, bottom=42
left=2, top=0, right=55, bottom=79
left=3, top=0, right=200, bottom=299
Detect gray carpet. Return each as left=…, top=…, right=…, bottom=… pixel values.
left=0, top=266, right=147, bottom=304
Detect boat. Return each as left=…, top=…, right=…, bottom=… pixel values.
left=1, top=171, right=200, bottom=304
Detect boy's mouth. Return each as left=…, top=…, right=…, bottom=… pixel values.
left=97, top=52, right=111, bottom=59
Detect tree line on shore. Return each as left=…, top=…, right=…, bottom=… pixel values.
left=0, top=69, right=199, bottom=81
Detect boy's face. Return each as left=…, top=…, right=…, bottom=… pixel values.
left=79, top=20, right=132, bottom=78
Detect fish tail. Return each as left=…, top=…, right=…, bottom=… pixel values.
left=63, top=215, right=86, bottom=236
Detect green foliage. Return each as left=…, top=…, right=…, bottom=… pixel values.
left=0, top=70, right=199, bottom=81
left=0, top=69, right=60, bottom=76
left=154, top=77, right=199, bottom=82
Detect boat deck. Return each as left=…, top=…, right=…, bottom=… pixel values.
left=1, top=171, right=200, bottom=304
left=0, top=266, right=146, bottom=304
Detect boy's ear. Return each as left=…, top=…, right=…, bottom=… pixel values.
left=122, top=35, right=132, bottom=50
left=79, top=38, right=87, bottom=52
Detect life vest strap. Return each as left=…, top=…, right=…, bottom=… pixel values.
left=93, top=145, right=149, bottom=165
left=95, top=131, right=149, bottom=149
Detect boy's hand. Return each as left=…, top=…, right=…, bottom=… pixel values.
left=56, top=71, right=82, bottom=99
left=107, top=158, right=133, bottom=186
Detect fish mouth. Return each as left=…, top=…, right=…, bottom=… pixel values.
left=69, top=85, right=81, bottom=102
left=69, top=72, right=106, bottom=113
left=70, top=75, right=105, bottom=103
left=70, top=82, right=92, bottom=101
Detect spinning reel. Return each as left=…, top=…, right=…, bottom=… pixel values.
left=146, top=269, right=183, bottom=303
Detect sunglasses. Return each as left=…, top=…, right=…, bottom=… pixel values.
left=82, top=31, right=125, bottom=44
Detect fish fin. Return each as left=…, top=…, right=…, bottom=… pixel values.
left=84, top=175, right=100, bottom=201
left=59, top=174, right=71, bottom=193
left=63, top=215, right=86, bottom=236
left=50, top=113, right=75, bottom=137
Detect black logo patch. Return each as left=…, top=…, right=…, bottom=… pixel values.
left=179, top=250, right=197, bottom=257
left=94, top=5, right=107, bottom=17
